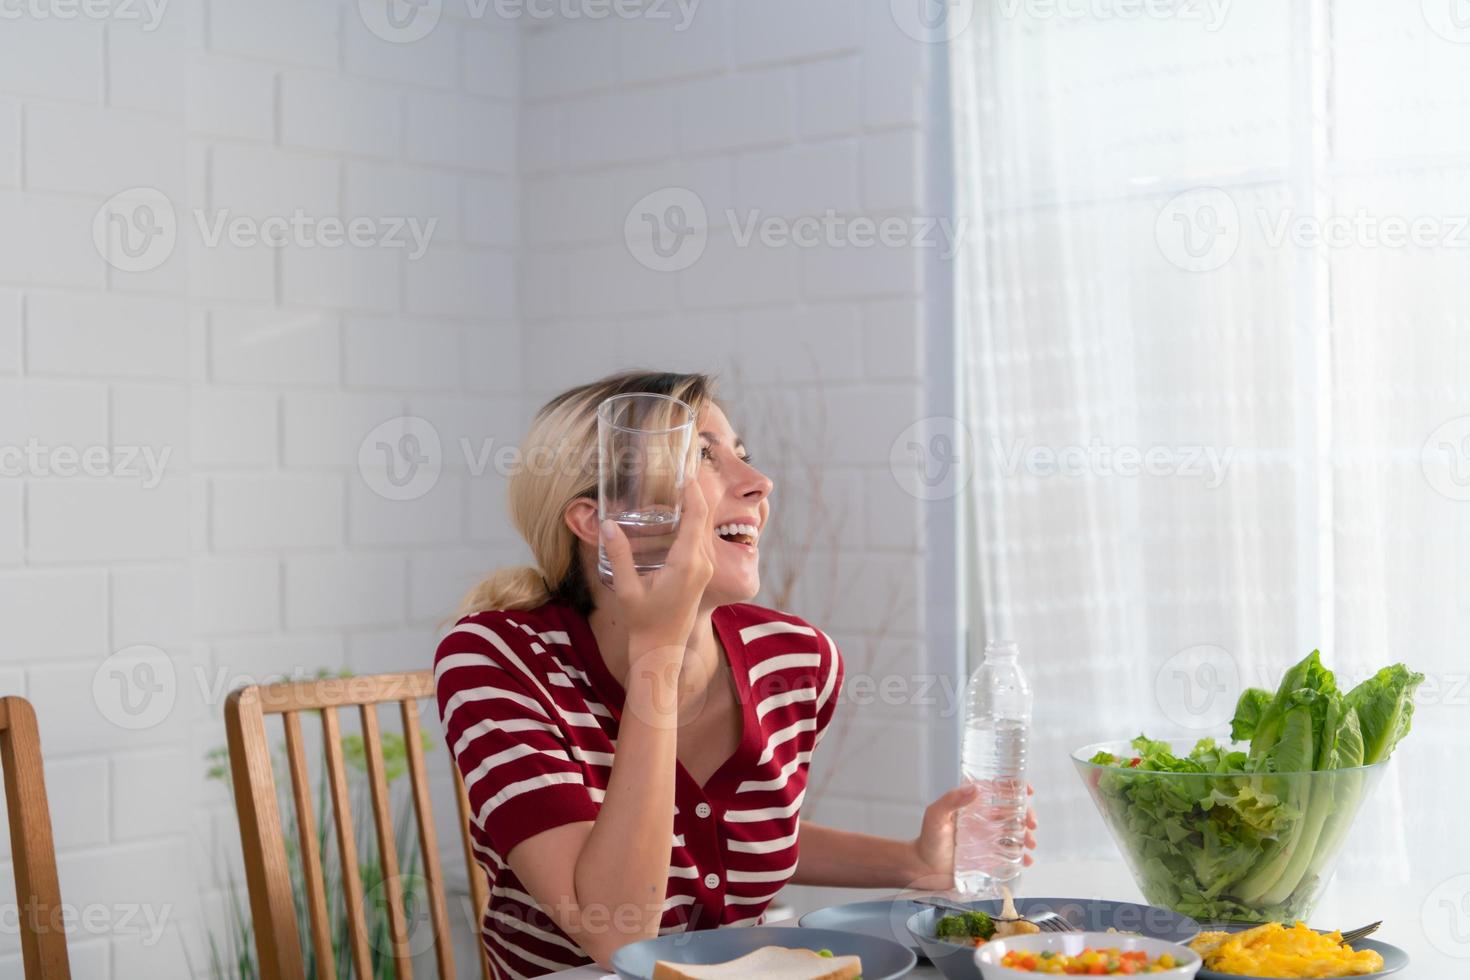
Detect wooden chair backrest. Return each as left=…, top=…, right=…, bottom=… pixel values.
left=1, top=697, right=71, bottom=980
left=225, top=671, right=491, bottom=980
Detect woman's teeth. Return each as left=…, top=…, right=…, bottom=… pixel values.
left=715, top=523, right=759, bottom=546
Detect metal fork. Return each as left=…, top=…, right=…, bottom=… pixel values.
left=1338, top=921, right=1381, bottom=947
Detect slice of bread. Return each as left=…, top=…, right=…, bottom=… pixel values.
left=652, top=945, right=863, bottom=980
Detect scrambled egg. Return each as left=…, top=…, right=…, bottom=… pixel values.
left=1189, top=922, right=1385, bottom=978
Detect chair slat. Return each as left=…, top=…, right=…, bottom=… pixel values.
left=401, top=699, right=456, bottom=980
left=360, top=704, right=415, bottom=980
left=257, top=673, right=435, bottom=714
left=321, top=706, right=374, bottom=979
left=453, top=766, right=493, bottom=980
left=283, top=711, right=336, bottom=980
left=1, top=697, right=71, bottom=980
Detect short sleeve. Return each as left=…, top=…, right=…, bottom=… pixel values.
left=813, top=629, right=845, bottom=747
left=435, top=616, right=600, bottom=859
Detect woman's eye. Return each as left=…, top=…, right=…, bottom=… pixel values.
left=739, top=453, right=753, bottom=464
left=700, top=445, right=713, bottom=461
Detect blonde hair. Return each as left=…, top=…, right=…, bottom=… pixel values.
left=458, top=371, right=717, bottom=619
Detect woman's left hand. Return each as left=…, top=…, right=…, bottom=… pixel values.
left=905, top=783, right=1036, bottom=892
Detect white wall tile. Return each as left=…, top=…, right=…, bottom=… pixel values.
left=211, top=475, right=344, bottom=550
left=26, top=292, right=189, bottom=379
left=463, top=26, right=520, bottom=100
left=208, top=0, right=340, bottom=70
left=0, top=288, right=16, bottom=374
left=210, top=144, right=339, bottom=218
left=112, top=748, right=193, bottom=839
left=108, top=15, right=189, bottom=118
left=284, top=552, right=406, bottom=629
left=563, top=88, right=676, bottom=168
left=735, top=139, right=862, bottom=217
left=345, top=318, right=461, bottom=390
left=210, top=634, right=345, bottom=686
left=0, top=18, right=103, bottom=102
left=799, top=57, right=862, bottom=139
left=283, top=390, right=405, bottom=467
left=281, top=240, right=402, bottom=313
left=409, top=546, right=502, bottom=622
left=0, top=99, right=17, bottom=187
left=190, top=388, right=277, bottom=467
left=735, top=0, right=859, bottom=67
left=24, top=102, right=185, bottom=198
left=28, top=477, right=189, bottom=562
left=862, top=129, right=923, bottom=212
left=346, top=12, right=461, bottom=89
left=0, top=192, right=107, bottom=290
left=464, top=176, right=516, bottom=247
left=280, top=71, right=403, bottom=158
left=192, top=555, right=281, bottom=634
left=0, top=484, right=18, bottom=564
left=0, top=379, right=109, bottom=449
left=210, top=309, right=342, bottom=387
left=45, top=758, right=110, bottom=848
left=678, top=70, right=795, bottom=155
left=405, top=93, right=515, bottom=171
left=617, top=2, right=729, bottom=85
left=403, top=247, right=515, bottom=320
left=111, top=565, right=191, bottom=649
left=112, top=383, right=189, bottom=468
left=460, top=324, right=523, bottom=393
left=0, top=570, right=107, bottom=661
left=522, top=20, right=620, bottom=102
left=349, top=474, right=463, bottom=545
left=187, top=54, right=277, bottom=141
left=346, top=161, right=462, bottom=243
left=861, top=298, right=924, bottom=381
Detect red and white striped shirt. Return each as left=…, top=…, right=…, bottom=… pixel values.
left=434, top=600, right=844, bottom=979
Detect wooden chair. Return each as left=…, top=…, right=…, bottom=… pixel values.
left=225, top=671, right=491, bottom=980
left=1, top=696, right=71, bottom=979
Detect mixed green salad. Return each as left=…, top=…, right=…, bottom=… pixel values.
left=1085, top=651, right=1422, bottom=923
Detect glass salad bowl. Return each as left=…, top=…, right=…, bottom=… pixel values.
left=1073, top=739, right=1389, bottom=925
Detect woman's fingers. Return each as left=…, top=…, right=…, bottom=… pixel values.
left=667, top=479, right=712, bottom=564
left=600, top=519, right=640, bottom=595
left=1026, top=805, right=1037, bottom=830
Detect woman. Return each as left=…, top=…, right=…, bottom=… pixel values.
left=435, top=371, right=1036, bottom=978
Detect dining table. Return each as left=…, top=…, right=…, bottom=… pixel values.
left=540, top=858, right=1424, bottom=978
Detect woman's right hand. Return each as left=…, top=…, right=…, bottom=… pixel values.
left=600, top=479, right=716, bottom=657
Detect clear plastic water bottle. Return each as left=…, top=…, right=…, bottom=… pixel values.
left=953, top=640, right=1033, bottom=897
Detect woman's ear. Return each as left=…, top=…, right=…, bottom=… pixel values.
left=563, top=497, right=600, bottom=547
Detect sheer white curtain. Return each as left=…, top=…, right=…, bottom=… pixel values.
left=952, top=0, right=1468, bottom=965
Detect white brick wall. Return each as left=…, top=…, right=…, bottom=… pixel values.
left=0, top=1, right=522, bottom=975
left=1, top=1, right=941, bottom=971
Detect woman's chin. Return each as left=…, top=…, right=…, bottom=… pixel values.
left=706, top=571, right=760, bottom=606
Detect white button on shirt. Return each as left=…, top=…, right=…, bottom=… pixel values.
left=695, top=802, right=712, bottom=818
left=703, top=872, right=720, bottom=889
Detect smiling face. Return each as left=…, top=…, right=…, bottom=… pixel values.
left=695, top=402, right=773, bottom=606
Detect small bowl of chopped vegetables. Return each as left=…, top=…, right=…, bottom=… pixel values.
left=905, top=906, right=1042, bottom=979
left=974, top=933, right=1201, bottom=978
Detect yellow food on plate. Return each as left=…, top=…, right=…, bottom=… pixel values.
left=1188, top=922, right=1385, bottom=978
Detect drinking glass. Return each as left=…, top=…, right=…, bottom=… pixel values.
left=597, top=393, right=697, bottom=587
